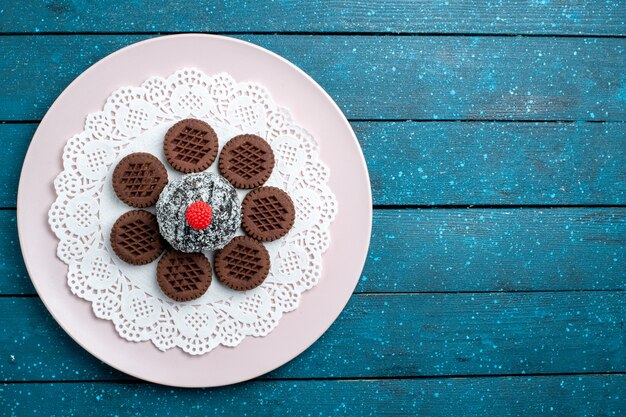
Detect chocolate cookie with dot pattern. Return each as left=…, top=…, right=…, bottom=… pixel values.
left=241, top=186, right=295, bottom=242
left=215, top=236, right=270, bottom=291
left=219, top=134, right=275, bottom=188
left=112, top=152, right=168, bottom=208
left=110, top=210, right=165, bottom=265
left=157, top=250, right=212, bottom=302
left=164, top=119, right=219, bottom=173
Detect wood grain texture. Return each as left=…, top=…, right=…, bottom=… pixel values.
left=2, top=293, right=624, bottom=381
left=0, top=212, right=31, bottom=295
left=2, top=35, right=625, bottom=121
left=357, top=121, right=626, bottom=205
left=2, top=208, right=624, bottom=295
left=1, top=0, right=625, bottom=35
left=3, top=122, right=624, bottom=207
left=1, top=376, right=624, bottom=416
left=364, top=208, right=626, bottom=292
left=0, top=124, right=35, bottom=207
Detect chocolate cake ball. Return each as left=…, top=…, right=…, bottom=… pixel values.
left=156, top=173, right=241, bottom=252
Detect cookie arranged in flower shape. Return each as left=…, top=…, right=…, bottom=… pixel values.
left=242, top=187, right=295, bottom=241
left=110, top=210, right=165, bottom=265
left=215, top=236, right=270, bottom=291
left=113, top=152, right=168, bottom=208
left=157, top=251, right=212, bottom=302
left=109, top=118, right=295, bottom=302
left=219, top=134, right=275, bottom=188
left=164, top=119, right=219, bottom=173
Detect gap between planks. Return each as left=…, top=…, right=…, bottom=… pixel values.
left=2, top=205, right=626, bottom=211
left=4, top=120, right=626, bottom=124
left=0, top=31, right=624, bottom=39
left=1, top=289, right=623, bottom=298
left=3, top=371, right=625, bottom=385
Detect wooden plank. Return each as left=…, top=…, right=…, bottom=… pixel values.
left=1, top=376, right=624, bottom=416
left=1, top=1, right=624, bottom=35
left=0, top=124, right=35, bottom=207
left=364, top=208, right=626, bottom=292
left=0, top=212, right=32, bottom=295
left=1, top=35, right=624, bottom=121
left=4, top=122, right=625, bottom=207
left=1, top=293, right=623, bottom=381
left=357, top=121, right=626, bottom=205
left=2, top=208, right=625, bottom=295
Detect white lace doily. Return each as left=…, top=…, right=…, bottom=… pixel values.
left=48, top=68, right=337, bottom=355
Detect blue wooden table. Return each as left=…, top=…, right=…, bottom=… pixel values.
left=1, top=1, right=625, bottom=416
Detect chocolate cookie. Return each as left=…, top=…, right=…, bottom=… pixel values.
left=157, top=250, right=212, bottom=302
left=241, top=186, right=295, bottom=241
left=215, top=236, right=270, bottom=291
left=219, top=134, right=275, bottom=188
left=112, top=152, right=168, bottom=208
left=164, top=119, right=219, bottom=173
left=110, top=210, right=165, bottom=265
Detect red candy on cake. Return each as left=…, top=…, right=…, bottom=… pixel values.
left=185, top=201, right=213, bottom=230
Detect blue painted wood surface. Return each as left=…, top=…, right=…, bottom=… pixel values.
left=0, top=1, right=625, bottom=416
left=0, top=375, right=626, bottom=417
left=2, top=1, right=625, bottom=35
left=2, top=35, right=625, bottom=121
left=1, top=376, right=624, bottom=417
